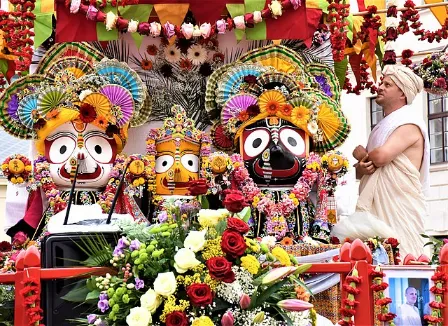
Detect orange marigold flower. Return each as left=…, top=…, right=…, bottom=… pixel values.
left=281, top=103, right=293, bottom=116
left=280, top=237, right=294, bottom=246
left=141, top=59, right=153, bottom=71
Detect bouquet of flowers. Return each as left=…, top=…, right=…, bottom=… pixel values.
left=413, top=52, right=448, bottom=95
left=65, top=209, right=316, bottom=326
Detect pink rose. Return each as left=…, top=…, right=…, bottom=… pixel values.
left=216, top=19, right=226, bottom=34
left=86, top=5, right=98, bottom=20
left=291, top=0, right=301, bottom=10
left=181, top=23, right=194, bottom=39
left=138, top=22, right=150, bottom=35
left=163, top=21, right=175, bottom=38
left=200, top=23, right=211, bottom=39
left=233, top=16, right=245, bottom=30
left=13, top=231, right=28, bottom=248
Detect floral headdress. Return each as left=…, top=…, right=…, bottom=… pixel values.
left=206, top=45, right=350, bottom=153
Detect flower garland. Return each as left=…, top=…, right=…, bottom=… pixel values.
left=125, top=154, right=152, bottom=198
left=20, top=277, right=44, bottom=325
left=424, top=270, right=448, bottom=326
left=344, top=59, right=378, bottom=95
left=355, top=5, right=382, bottom=46
left=1, top=154, right=32, bottom=184
left=68, top=0, right=301, bottom=36
left=384, top=237, right=401, bottom=264
left=327, top=0, right=350, bottom=62
left=338, top=266, right=361, bottom=326
left=2, top=0, right=36, bottom=72
left=230, top=153, right=321, bottom=239
left=370, top=266, right=396, bottom=324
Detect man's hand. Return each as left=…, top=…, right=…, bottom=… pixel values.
left=353, top=145, right=368, bottom=161
left=354, top=155, right=376, bottom=179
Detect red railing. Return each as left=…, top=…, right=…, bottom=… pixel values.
left=2, top=239, right=448, bottom=326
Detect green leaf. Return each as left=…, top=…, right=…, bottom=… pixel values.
left=237, top=206, right=252, bottom=223
left=0, top=59, right=8, bottom=75
left=62, top=283, right=90, bottom=302
left=215, top=220, right=227, bottom=235
left=420, top=234, right=430, bottom=238
left=334, top=58, right=348, bottom=88
left=273, top=306, right=294, bottom=326
left=256, top=279, right=289, bottom=306
left=200, top=195, right=209, bottom=209
left=424, top=242, right=434, bottom=247
left=86, top=290, right=100, bottom=302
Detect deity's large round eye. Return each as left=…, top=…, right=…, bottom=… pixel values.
left=181, top=154, right=199, bottom=173
left=156, top=155, right=174, bottom=173
left=48, top=137, right=76, bottom=164
left=243, top=129, right=270, bottom=158
left=279, top=128, right=305, bottom=156
left=85, top=136, right=114, bottom=163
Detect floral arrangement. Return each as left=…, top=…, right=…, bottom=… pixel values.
left=343, top=58, right=378, bottom=95
left=229, top=153, right=322, bottom=240
left=65, top=210, right=316, bottom=326
left=338, top=266, right=361, bottom=326
left=67, top=0, right=301, bottom=36
left=151, top=196, right=202, bottom=224
left=424, top=270, right=447, bottom=326
left=412, top=52, right=448, bottom=95
left=384, top=238, right=400, bottom=265
left=0, top=231, right=32, bottom=273
left=1, top=154, right=33, bottom=184
left=20, top=278, right=44, bottom=326
left=125, top=154, right=153, bottom=198
left=370, top=266, right=395, bottom=325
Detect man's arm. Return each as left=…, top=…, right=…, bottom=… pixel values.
left=368, top=124, right=421, bottom=167
left=354, top=154, right=376, bottom=179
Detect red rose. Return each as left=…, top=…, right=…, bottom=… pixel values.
left=222, top=189, right=248, bottom=213
left=187, top=283, right=214, bottom=307
left=188, top=179, right=208, bottom=196
left=221, top=230, right=247, bottom=259
left=0, top=241, right=12, bottom=252
left=206, top=257, right=235, bottom=283
left=227, top=217, right=250, bottom=234
left=165, top=311, right=189, bottom=326
left=12, top=231, right=28, bottom=248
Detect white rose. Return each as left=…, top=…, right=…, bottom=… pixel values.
left=174, top=248, right=200, bottom=274
left=307, top=121, right=318, bottom=135
left=79, top=89, right=93, bottom=101
left=105, top=11, right=117, bottom=31
left=140, top=289, right=162, bottom=314
left=126, top=306, right=152, bottom=326
left=154, top=272, right=177, bottom=297
left=127, top=20, right=139, bottom=33
left=184, top=230, right=206, bottom=252
left=261, top=236, right=277, bottom=248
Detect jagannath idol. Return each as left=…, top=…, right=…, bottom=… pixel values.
left=205, top=45, right=350, bottom=242
left=146, top=104, right=211, bottom=222
left=0, top=43, right=152, bottom=239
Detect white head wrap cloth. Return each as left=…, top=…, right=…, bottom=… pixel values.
left=382, top=64, right=424, bottom=104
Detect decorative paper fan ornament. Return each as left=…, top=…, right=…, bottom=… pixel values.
left=238, top=45, right=308, bottom=78
left=131, top=90, right=152, bottom=128
left=307, top=63, right=341, bottom=103
left=99, top=85, right=134, bottom=127
left=94, top=59, right=146, bottom=111
left=221, top=94, right=258, bottom=125
left=35, top=42, right=104, bottom=75
left=45, top=56, right=94, bottom=79
left=215, top=64, right=267, bottom=107
left=211, top=122, right=234, bottom=151
left=258, top=90, right=287, bottom=114
left=18, top=94, right=38, bottom=129
left=313, top=93, right=350, bottom=152
left=205, top=63, right=233, bottom=119
left=37, top=86, right=67, bottom=116
left=82, top=93, right=112, bottom=120
left=255, top=71, right=301, bottom=96
left=0, top=74, right=44, bottom=139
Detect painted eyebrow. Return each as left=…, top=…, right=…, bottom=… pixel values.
left=46, top=132, right=76, bottom=141
left=84, top=130, right=113, bottom=139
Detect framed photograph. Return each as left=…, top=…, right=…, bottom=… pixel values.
left=382, top=266, right=436, bottom=326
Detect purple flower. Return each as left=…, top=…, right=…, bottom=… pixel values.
left=315, top=75, right=333, bottom=97
left=98, top=293, right=109, bottom=313
left=164, top=21, right=175, bottom=38
left=113, top=236, right=129, bottom=255
left=135, top=278, right=144, bottom=290
left=87, top=314, right=97, bottom=324
left=129, top=239, right=141, bottom=251
left=291, top=0, right=301, bottom=9
left=158, top=211, right=168, bottom=223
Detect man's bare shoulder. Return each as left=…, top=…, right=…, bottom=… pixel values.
left=390, top=124, right=423, bottom=143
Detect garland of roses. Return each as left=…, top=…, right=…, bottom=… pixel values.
left=327, top=0, right=350, bottom=62
left=384, top=237, right=401, bottom=264
left=370, top=266, right=396, bottom=324
left=1, top=0, right=35, bottom=72
left=67, top=0, right=301, bottom=36
left=338, top=266, right=361, bottom=326
left=344, top=59, right=378, bottom=94
left=424, top=270, right=448, bottom=326
left=20, top=278, right=44, bottom=325
left=355, top=6, right=382, bottom=46
left=229, top=153, right=322, bottom=240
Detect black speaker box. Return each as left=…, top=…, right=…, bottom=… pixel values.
left=40, top=232, right=119, bottom=325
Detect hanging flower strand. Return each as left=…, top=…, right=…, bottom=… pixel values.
left=370, top=265, right=396, bottom=325
left=424, top=270, right=447, bottom=326
left=338, top=266, right=361, bottom=326
left=69, top=0, right=302, bottom=37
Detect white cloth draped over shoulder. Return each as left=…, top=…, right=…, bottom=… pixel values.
left=356, top=105, right=430, bottom=257
left=395, top=304, right=422, bottom=326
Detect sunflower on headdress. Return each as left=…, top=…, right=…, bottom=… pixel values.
left=290, top=105, right=310, bottom=129
left=258, top=90, right=286, bottom=115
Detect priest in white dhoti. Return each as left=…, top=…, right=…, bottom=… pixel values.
left=395, top=287, right=422, bottom=326
left=350, top=65, right=429, bottom=257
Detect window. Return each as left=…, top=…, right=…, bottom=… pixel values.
left=370, top=97, right=383, bottom=130
left=428, top=93, right=448, bottom=164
